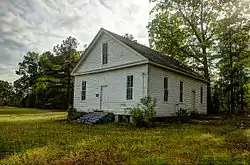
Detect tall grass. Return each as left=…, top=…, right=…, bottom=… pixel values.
left=0, top=108, right=249, bottom=165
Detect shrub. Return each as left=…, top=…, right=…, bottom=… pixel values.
left=127, top=96, right=156, bottom=127
left=67, top=106, right=86, bottom=122
left=190, top=110, right=200, bottom=119
left=175, top=108, right=190, bottom=123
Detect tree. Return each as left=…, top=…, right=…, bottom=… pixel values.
left=123, top=33, right=137, bottom=42
left=14, top=37, right=81, bottom=109
left=53, top=36, right=80, bottom=108
left=215, top=7, right=250, bottom=115
left=15, top=52, right=40, bottom=107
left=0, top=80, right=14, bottom=106
left=148, top=0, right=250, bottom=113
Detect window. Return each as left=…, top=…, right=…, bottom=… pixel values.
left=102, top=43, right=108, bottom=64
left=180, top=81, right=183, bottom=102
left=200, top=86, right=203, bottom=103
left=164, top=77, right=168, bottom=101
left=126, top=75, right=133, bottom=100
left=82, top=81, right=86, bottom=100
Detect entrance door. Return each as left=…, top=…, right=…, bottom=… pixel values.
left=100, top=85, right=108, bottom=111
left=191, top=90, right=196, bottom=111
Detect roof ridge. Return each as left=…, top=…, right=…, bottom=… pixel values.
left=101, top=28, right=206, bottom=81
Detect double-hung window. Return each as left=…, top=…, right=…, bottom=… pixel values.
left=82, top=81, right=86, bottom=100
left=126, top=75, right=133, bottom=100
left=164, top=77, right=168, bottom=102
left=200, top=86, right=203, bottom=103
left=180, top=81, right=183, bottom=102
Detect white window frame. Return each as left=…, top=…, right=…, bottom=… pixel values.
left=82, top=81, right=86, bottom=100
left=179, top=81, right=184, bottom=103
left=126, top=75, right=133, bottom=100
left=164, top=77, right=168, bottom=102
left=102, top=42, right=108, bottom=65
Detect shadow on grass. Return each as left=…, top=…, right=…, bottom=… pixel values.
left=0, top=107, right=65, bottom=115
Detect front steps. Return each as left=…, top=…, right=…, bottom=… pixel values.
left=75, top=111, right=114, bottom=124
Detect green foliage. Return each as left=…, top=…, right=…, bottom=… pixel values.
left=200, top=155, right=249, bottom=165
left=128, top=96, right=156, bottom=127
left=190, top=110, right=201, bottom=119
left=175, top=108, right=190, bottom=123
left=212, top=12, right=250, bottom=115
left=0, top=80, right=15, bottom=106
left=148, top=0, right=225, bottom=75
left=176, top=108, right=190, bottom=117
left=149, top=0, right=250, bottom=115
left=225, top=130, right=250, bottom=150
left=123, top=33, right=137, bottom=42
left=245, top=83, right=250, bottom=111
left=12, top=36, right=81, bottom=109
left=67, top=106, right=86, bottom=122
left=1, top=107, right=250, bottom=164
left=128, top=107, right=143, bottom=125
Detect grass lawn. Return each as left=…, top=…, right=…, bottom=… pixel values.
left=0, top=107, right=249, bottom=165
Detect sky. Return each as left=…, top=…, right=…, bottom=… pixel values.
left=0, top=0, right=151, bottom=82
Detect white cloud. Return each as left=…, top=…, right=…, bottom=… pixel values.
left=0, top=0, right=150, bottom=82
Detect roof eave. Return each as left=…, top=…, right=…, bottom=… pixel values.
left=149, top=61, right=209, bottom=83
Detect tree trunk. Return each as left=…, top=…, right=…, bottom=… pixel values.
left=229, top=29, right=234, bottom=116
left=67, top=73, right=71, bottom=109
left=240, top=85, right=244, bottom=112
left=204, top=67, right=213, bottom=114
left=202, top=47, right=213, bottom=114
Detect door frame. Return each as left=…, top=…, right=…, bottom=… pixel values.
left=100, top=85, right=108, bottom=110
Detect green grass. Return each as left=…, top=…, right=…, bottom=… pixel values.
left=0, top=107, right=249, bottom=165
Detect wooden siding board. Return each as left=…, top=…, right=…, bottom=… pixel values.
left=75, top=33, right=147, bottom=73
left=74, top=65, right=148, bottom=115
left=148, top=65, right=207, bottom=116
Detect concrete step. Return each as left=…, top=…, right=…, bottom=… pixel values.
left=84, top=121, right=94, bottom=125
left=76, top=112, right=113, bottom=124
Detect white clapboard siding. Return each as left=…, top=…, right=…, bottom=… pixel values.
left=148, top=65, right=207, bottom=116
left=75, top=33, right=147, bottom=73
left=74, top=65, right=148, bottom=115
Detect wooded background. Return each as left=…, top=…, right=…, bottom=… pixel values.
left=0, top=0, right=249, bottom=116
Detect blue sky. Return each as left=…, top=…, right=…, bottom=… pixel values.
left=0, top=0, right=150, bottom=82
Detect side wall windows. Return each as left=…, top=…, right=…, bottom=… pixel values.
left=180, top=81, right=183, bottom=102
left=126, top=75, right=133, bottom=100
left=164, top=77, right=168, bottom=102
left=200, top=86, right=203, bottom=103
left=82, top=81, right=86, bottom=100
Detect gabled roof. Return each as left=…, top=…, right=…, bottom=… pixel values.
left=103, top=28, right=208, bottom=82
left=72, top=28, right=208, bottom=82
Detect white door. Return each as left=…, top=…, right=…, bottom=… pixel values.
left=100, top=85, right=108, bottom=111
left=191, top=90, right=196, bottom=111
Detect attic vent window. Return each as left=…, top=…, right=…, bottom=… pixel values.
left=102, top=43, right=108, bottom=64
